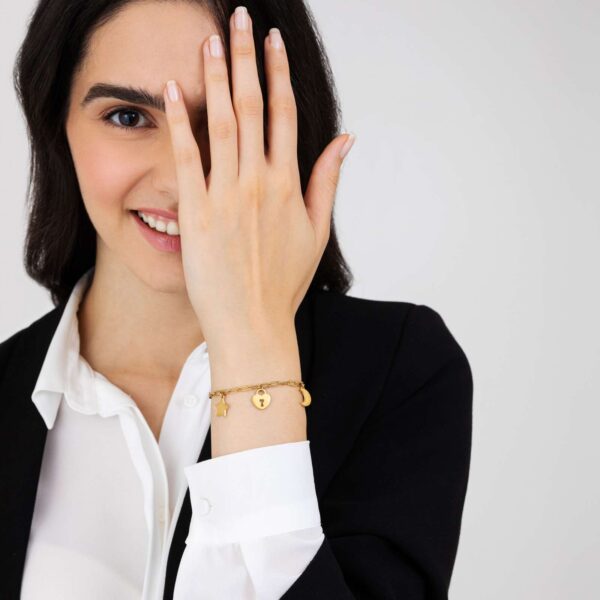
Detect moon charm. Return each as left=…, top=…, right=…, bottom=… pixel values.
left=299, top=386, right=312, bottom=406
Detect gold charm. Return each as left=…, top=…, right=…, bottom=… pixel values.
left=215, top=394, right=230, bottom=417
left=299, top=385, right=312, bottom=406
left=251, top=388, right=271, bottom=410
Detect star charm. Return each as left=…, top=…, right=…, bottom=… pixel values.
left=215, top=395, right=230, bottom=417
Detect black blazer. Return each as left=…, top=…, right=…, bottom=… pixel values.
left=0, top=287, right=473, bottom=599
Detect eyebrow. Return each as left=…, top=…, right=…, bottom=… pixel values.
left=81, top=82, right=207, bottom=120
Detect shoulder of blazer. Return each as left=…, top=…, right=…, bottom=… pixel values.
left=0, top=303, right=67, bottom=395
left=308, top=288, right=472, bottom=397
left=0, top=302, right=66, bottom=348
left=294, top=289, right=472, bottom=474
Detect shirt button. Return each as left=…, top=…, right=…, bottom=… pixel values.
left=196, top=497, right=212, bottom=516
left=183, top=394, right=198, bottom=408
left=158, top=503, right=166, bottom=523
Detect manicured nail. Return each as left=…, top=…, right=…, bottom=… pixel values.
left=269, top=28, right=283, bottom=49
left=209, top=34, right=224, bottom=58
left=234, top=6, right=248, bottom=30
left=339, top=133, right=356, bottom=160
left=167, top=80, right=179, bottom=102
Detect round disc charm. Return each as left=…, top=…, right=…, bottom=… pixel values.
left=251, top=388, right=271, bottom=410
left=299, top=386, right=312, bottom=406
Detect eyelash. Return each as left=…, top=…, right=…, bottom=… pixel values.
left=101, top=107, right=154, bottom=132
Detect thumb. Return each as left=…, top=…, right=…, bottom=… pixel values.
left=304, top=132, right=356, bottom=246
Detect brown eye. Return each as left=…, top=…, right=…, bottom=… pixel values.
left=102, top=107, right=153, bottom=132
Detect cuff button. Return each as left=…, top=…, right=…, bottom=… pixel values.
left=197, top=497, right=212, bottom=516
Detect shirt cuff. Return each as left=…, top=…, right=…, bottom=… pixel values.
left=183, top=440, right=322, bottom=546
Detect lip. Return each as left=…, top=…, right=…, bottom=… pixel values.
left=134, top=207, right=178, bottom=221
left=131, top=210, right=181, bottom=253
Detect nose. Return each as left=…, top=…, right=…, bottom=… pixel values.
left=151, top=138, right=179, bottom=199
left=152, top=133, right=212, bottom=197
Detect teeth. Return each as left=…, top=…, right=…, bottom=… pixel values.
left=137, top=210, right=179, bottom=236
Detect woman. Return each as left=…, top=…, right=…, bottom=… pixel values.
left=0, top=1, right=473, bottom=598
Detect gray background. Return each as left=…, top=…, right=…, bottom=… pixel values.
left=1, top=1, right=598, bottom=598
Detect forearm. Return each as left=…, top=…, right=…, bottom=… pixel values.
left=207, top=318, right=307, bottom=458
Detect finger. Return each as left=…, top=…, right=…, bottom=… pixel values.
left=164, top=79, right=208, bottom=223
left=230, top=6, right=265, bottom=173
left=304, top=133, right=356, bottom=247
left=264, top=28, right=298, bottom=171
left=203, top=34, right=238, bottom=188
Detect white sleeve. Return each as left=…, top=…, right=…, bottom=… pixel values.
left=173, top=440, right=324, bottom=600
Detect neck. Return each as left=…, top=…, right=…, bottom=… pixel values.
left=77, top=256, right=205, bottom=381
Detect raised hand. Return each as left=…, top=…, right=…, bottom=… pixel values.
left=163, top=5, right=355, bottom=358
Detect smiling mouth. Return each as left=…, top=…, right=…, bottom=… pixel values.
left=130, top=209, right=180, bottom=237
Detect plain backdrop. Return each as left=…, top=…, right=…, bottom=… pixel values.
left=1, top=1, right=599, bottom=598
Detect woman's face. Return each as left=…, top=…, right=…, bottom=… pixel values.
left=65, top=1, right=217, bottom=292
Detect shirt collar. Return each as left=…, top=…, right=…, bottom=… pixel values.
left=30, top=266, right=214, bottom=430
left=31, top=266, right=96, bottom=430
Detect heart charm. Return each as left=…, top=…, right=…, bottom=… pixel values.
left=251, top=388, right=271, bottom=410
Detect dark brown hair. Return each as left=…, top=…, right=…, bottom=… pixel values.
left=13, top=0, right=353, bottom=307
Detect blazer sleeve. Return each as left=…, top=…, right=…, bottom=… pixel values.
left=281, top=304, right=474, bottom=599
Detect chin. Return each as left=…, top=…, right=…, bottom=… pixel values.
left=135, top=263, right=187, bottom=295
left=116, top=246, right=185, bottom=295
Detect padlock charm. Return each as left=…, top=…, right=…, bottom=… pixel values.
left=251, top=387, right=272, bottom=410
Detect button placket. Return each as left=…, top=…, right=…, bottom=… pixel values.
left=158, top=502, right=166, bottom=524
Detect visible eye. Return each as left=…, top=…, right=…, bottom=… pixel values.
left=101, top=107, right=154, bottom=132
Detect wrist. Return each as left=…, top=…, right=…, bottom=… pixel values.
left=207, top=321, right=302, bottom=391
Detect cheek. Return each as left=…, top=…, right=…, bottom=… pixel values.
left=70, top=132, right=142, bottom=218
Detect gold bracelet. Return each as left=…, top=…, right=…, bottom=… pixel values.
left=208, top=379, right=312, bottom=417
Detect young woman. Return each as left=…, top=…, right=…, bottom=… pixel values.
left=0, top=1, right=473, bottom=598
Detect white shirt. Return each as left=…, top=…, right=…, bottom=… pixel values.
left=21, top=266, right=324, bottom=599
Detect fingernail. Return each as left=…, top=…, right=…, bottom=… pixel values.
left=234, top=6, right=248, bottom=30
left=209, top=34, right=224, bottom=58
left=339, top=133, right=356, bottom=160
left=269, top=28, right=283, bottom=49
left=167, top=80, right=179, bottom=102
